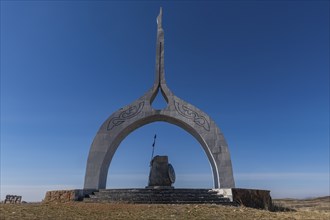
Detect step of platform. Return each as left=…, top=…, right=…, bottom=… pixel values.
left=83, top=188, right=235, bottom=205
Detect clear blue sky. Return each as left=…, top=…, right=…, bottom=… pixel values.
left=1, top=1, right=329, bottom=202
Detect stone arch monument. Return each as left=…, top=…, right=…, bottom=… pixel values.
left=84, top=8, right=235, bottom=190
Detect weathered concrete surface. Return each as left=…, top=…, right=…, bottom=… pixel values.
left=147, top=155, right=174, bottom=187
left=84, top=8, right=235, bottom=190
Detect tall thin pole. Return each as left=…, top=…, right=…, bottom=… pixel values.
left=151, top=134, right=157, bottom=162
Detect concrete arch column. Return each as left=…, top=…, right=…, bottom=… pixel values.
left=84, top=8, right=235, bottom=190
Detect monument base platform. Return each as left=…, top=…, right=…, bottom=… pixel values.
left=145, top=186, right=174, bottom=189
left=44, top=188, right=272, bottom=210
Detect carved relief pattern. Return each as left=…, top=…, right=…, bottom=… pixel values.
left=174, top=101, right=210, bottom=131
left=107, top=102, right=144, bottom=130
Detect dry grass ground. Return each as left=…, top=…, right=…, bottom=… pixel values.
left=274, top=196, right=330, bottom=212
left=0, top=197, right=329, bottom=220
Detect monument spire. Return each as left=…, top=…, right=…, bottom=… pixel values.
left=157, top=7, right=162, bottom=28
left=155, top=7, right=165, bottom=87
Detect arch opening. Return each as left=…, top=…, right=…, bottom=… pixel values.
left=150, top=88, right=168, bottom=110
left=106, top=122, right=213, bottom=189
left=91, top=113, right=220, bottom=189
